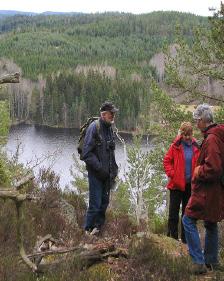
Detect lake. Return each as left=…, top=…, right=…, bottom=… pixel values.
left=5, top=124, right=152, bottom=188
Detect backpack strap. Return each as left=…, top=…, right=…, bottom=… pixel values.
left=94, top=119, right=102, bottom=143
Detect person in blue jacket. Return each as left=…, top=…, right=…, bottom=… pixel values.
left=83, top=101, right=118, bottom=235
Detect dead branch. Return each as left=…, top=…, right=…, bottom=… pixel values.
left=28, top=246, right=81, bottom=259
left=14, top=173, right=34, bottom=190
left=27, top=241, right=128, bottom=272
left=0, top=72, right=20, bottom=84
left=0, top=189, right=38, bottom=202
left=0, top=187, right=39, bottom=271
left=34, top=234, right=57, bottom=250
left=0, top=175, right=39, bottom=272
left=16, top=201, right=38, bottom=272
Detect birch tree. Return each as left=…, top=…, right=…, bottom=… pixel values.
left=120, top=136, right=164, bottom=225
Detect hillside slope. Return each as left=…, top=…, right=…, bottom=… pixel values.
left=0, top=11, right=207, bottom=80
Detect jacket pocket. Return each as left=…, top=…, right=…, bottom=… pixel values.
left=188, top=193, right=206, bottom=212
left=172, top=171, right=184, bottom=189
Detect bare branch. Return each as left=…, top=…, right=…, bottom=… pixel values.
left=0, top=189, right=29, bottom=202
left=14, top=173, right=35, bottom=190
left=16, top=201, right=38, bottom=272
left=0, top=186, right=40, bottom=272
left=34, top=234, right=57, bottom=250
left=27, top=242, right=127, bottom=272
left=27, top=246, right=81, bottom=259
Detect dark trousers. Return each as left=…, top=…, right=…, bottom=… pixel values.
left=84, top=170, right=110, bottom=231
left=167, top=183, right=191, bottom=243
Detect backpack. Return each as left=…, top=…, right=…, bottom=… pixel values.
left=77, top=117, right=101, bottom=160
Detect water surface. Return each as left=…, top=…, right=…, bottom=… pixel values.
left=6, top=124, right=151, bottom=188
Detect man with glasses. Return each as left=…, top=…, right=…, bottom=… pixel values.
left=82, top=101, right=118, bottom=236
left=182, top=104, right=224, bottom=275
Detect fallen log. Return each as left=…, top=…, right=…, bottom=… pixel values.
left=14, top=173, right=35, bottom=190
left=27, top=241, right=128, bottom=272
left=0, top=189, right=38, bottom=202
left=0, top=72, right=20, bottom=84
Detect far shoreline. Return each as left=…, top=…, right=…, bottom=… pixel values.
left=10, top=122, right=155, bottom=142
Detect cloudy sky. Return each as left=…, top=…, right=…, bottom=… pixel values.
left=0, top=0, right=221, bottom=16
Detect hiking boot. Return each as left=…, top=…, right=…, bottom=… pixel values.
left=192, top=264, right=207, bottom=275
left=206, top=263, right=224, bottom=272
left=90, top=227, right=100, bottom=236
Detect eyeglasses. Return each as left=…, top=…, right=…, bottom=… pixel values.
left=194, top=118, right=201, bottom=123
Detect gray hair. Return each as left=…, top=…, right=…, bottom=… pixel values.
left=193, top=103, right=213, bottom=123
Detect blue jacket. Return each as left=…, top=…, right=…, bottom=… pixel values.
left=82, top=118, right=118, bottom=182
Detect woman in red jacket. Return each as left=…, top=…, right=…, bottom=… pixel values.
left=163, top=122, right=200, bottom=243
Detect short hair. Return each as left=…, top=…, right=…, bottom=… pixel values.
left=193, top=104, right=213, bottom=123
left=179, top=122, right=193, bottom=135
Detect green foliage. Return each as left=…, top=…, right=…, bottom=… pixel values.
left=149, top=82, right=192, bottom=145
left=0, top=154, right=11, bottom=185
left=143, top=171, right=166, bottom=218
left=0, top=99, right=10, bottom=185
left=0, top=12, right=207, bottom=79
left=0, top=11, right=208, bottom=130
left=115, top=135, right=165, bottom=225
left=165, top=3, right=224, bottom=107
left=0, top=101, right=10, bottom=145
left=113, top=181, right=131, bottom=215
left=70, top=153, right=88, bottom=194
left=149, top=213, right=167, bottom=235
left=215, top=106, right=224, bottom=123
left=32, top=72, right=150, bottom=130
left=139, top=82, right=194, bottom=193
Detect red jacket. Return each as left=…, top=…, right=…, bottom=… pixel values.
left=185, top=124, right=224, bottom=222
left=163, top=136, right=200, bottom=191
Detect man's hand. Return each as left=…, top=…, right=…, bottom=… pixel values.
left=194, top=166, right=201, bottom=178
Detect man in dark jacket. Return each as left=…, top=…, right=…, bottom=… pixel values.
left=83, top=101, right=118, bottom=235
left=182, top=104, right=224, bottom=275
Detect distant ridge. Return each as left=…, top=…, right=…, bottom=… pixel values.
left=0, top=10, right=82, bottom=17
left=41, top=11, right=83, bottom=15
left=0, top=10, right=36, bottom=16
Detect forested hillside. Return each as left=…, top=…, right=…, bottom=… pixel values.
left=0, top=12, right=207, bottom=79
left=0, top=12, right=207, bottom=129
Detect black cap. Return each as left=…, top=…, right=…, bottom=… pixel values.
left=100, top=101, right=119, bottom=113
